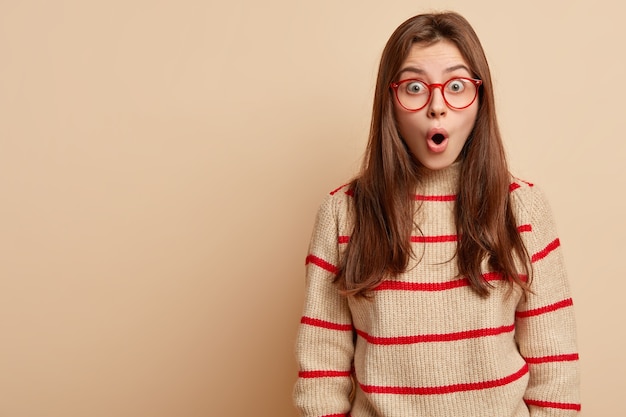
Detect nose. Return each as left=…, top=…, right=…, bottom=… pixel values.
left=427, top=86, right=447, bottom=118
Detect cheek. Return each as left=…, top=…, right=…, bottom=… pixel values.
left=394, top=108, right=422, bottom=139
left=461, top=106, right=479, bottom=135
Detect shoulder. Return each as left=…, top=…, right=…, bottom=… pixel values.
left=307, top=183, right=354, bottom=248
left=313, top=183, right=354, bottom=228
left=320, top=183, right=353, bottom=212
left=508, top=176, right=536, bottom=210
left=508, top=175, right=554, bottom=224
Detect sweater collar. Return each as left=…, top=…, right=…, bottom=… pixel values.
left=415, top=162, right=461, bottom=197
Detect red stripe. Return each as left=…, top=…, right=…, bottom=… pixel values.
left=337, top=182, right=532, bottom=196
left=509, top=180, right=534, bottom=192
left=509, top=183, right=521, bottom=192
left=321, top=414, right=350, bottom=417
left=374, top=272, right=505, bottom=292
left=375, top=279, right=469, bottom=292
left=356, top=324, right=514, bottom=345
left=525, top=399, right=581, bottom=411
left=329, top=184, right=349, bottom=195
left=342, top=226, right=529, bottom=245
left=299, top=370, right=352, bottom=378
left=525, top=353, right=579, bottom=364
left=301, top=316, right=353, bottom=331
left=411, top=234, right=457, bottom=243
left=516, top=298, right=573, bottom=318
left=531, top=238, right=560, bottom=262
left=360, top=363, right=528, bottom=395
left=305, top=254, right=339, bottom=274
left=414, top=194, right=456, bottom=201
left=340, top=183, right=532, bottom=196
left=342, top=228, right=528, bottom=245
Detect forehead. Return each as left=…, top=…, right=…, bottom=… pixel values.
left=399, top=39, right=471, bottom=76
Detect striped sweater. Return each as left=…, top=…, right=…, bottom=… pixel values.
left=294, top=164, right=580, bottom=417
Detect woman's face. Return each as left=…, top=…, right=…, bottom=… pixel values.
left=393, top=40, right=479, bottom=171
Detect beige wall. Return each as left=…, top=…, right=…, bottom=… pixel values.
left=0, top=1, right=623, bottom=416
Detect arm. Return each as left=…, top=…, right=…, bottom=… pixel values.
left=293, top=193, right=354, bottom=417
left=514, top=184, right=581, bottom=415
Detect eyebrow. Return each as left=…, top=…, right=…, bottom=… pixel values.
left=399, top=64, right=472, bottom=77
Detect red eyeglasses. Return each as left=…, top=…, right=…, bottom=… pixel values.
left=390, top=77, right=482, bottom=111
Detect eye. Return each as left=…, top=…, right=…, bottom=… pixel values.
left=404, top=80, right=427, bottom=95
left=446, top=79, right=466, bottom=93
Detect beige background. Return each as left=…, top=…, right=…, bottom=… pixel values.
left=0, top=0, right=623, bottom=416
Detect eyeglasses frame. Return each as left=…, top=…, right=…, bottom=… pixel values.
left=390, top=77, right=483, bottom=112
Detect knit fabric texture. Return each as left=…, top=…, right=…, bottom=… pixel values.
left=294, top=163, right=580, bottom=417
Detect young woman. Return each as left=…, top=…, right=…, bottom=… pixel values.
left=294, top=11, right=580, bottom=417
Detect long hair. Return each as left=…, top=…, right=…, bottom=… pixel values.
left=335, top=12, right=531, bottom=297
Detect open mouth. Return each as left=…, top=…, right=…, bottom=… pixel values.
left=432, top=133, right=446, bottom=145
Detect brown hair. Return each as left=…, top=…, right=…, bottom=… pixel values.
left=335, top=12, right=531, bottom=297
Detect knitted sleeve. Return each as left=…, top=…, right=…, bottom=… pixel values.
left=513, top=183, right=581, bottom=415
left=293, top=192, right=354, bottom=417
